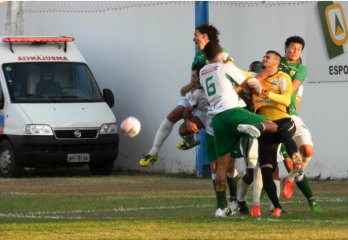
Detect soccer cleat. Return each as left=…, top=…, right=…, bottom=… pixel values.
left=251, top=205, right=261, bottom=218
left=282, top=179, right=294, bottom=200
left=237, top=124, right=261, bottom=138
left=292, top=152, right=303, bottom=170
left=271, top=207, right=283, bottom=217
left=237, top=200, right=249, bottom=215
left=309, top=201, right=321, bottom=213
left=228, top=200, right=237, bottom=216
left=176, top=140, right=200, bottom=150
left=139, top=154, right=157, bottom=167
left=215, top=207, right=232, bottom=218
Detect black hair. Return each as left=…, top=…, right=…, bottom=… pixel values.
left=192, top=62, right=206, bottom=73
left=285, top=36, right=305, bottom=50
left=266, top=50, right=282, bottom=68
left=195, top=23, right=220, bottom=44
left=203, top=41, right=222, bottom=61
left=249, top=60, right=261, bottom=72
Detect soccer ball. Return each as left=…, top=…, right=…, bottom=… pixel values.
left=120, top=116, right=141, bottom=138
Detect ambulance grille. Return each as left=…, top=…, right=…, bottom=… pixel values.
left=54, top=129, right=98, bottom=139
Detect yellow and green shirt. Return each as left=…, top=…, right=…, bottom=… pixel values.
left=279, top=58, right=307, bottom=115
left=252, top=71, right=292, bottom=121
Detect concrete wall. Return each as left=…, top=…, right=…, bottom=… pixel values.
left=1, top=1, right=347, bottom=178
left=0, top=3, right=7, bottom=33
left=209, top=2, right=348, bottom=179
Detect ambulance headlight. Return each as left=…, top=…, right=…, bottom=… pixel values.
left=100, top=123, right=118, bottom=134
left=25, top=124, right=53, bottom=135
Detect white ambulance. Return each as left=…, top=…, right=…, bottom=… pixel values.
left=0, top=36, right=119, bottom=177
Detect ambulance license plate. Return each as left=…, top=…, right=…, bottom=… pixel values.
left=67, top=153, right=90, bottom=163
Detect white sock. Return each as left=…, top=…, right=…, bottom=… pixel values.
left=275, top=179, right=280, bottom=198
left=233, top=168, right=238, bottom=178
left=252, top=165, right=263, bottom=206
left=248, top=138, right=259, bottom=161
left=270, top=179, right=280, bottom=211
left=287, top=168, right=299, bottom=182
left=295, top=173, right=304, bottom=182
left=149, top=118, right=174, bottom=156
left=237, top=178, right=250, bottom=202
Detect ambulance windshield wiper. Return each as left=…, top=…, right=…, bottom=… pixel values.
left=23, top=94, right=61, bottom=101
left=59, top=96, right=94, bottom=101
left=44, top=96, right=63, bottom=102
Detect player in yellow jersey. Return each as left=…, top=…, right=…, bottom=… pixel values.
left=241, top=50, right=302, bottom=217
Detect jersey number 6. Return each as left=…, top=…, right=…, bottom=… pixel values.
left=205, top=76, right=216, bottom=96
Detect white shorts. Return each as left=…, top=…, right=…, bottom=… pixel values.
left=291, top=115, right=313, bottom=147
left=177, top=92, right=191, bottom=107
left=204, top=114, right=214, bottom=136
left=240, top=137, right=258, bottom=168
left=177, top=92, right=207, bottom=128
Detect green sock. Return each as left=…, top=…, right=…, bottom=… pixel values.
left=295, top=175, right=314, bottom=203
left=227, top=174, right=238, bottom=201
left=216, top=191, right=227, bottom=209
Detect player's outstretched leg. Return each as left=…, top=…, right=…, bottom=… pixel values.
left=140, top=106, right=185, bottom=167
left=177, top=116, right=204, bottom=150
left=176, top=134, right=200, bottom=150
left=296, top=173, right=321, bottom=212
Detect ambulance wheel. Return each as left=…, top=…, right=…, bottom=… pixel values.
left=88, top=159, right=114, bottom=175
left=0, top=140, right=22, bottom=178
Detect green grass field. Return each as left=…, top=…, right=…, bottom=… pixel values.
left=0, top=171, right=347, bottom=239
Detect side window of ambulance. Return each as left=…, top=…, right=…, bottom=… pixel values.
left=74, top=64, right=101, bottom=99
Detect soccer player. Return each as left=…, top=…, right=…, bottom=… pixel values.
left=235, top=61, right=262, bottom=215
left=279, top=36, right=320, bottom=212
left=242, top=50, right=303, bottom=217
left=179, top=62, right=240, bottom=215
left=249, top=60, right=262, bottom=72
left=139, top=24, right=222, bottom=167
left=199, top=42, right=278, bottom=218
left=176, top=63, right=207, bottom=150
left=245, top=37, right=319, bottom=216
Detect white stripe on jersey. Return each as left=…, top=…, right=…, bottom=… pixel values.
left=297, top=85, right=303, bottom=97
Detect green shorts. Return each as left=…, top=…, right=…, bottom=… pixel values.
left=206, top=132, right=245, bottom=162
left=205, top=133, right=217, bottom=162
left=212, top=107, right=267, bottom=158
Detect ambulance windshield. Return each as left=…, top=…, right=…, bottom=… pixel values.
left=2, top=62, right=104, bottom=103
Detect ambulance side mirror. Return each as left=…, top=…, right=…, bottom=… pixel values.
left=103, top=88, right=114, bottom=108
